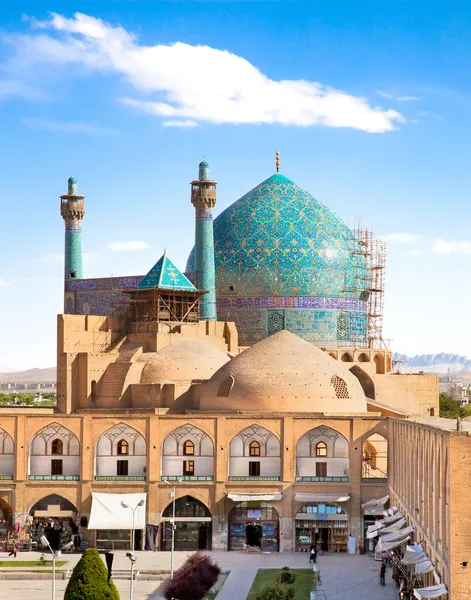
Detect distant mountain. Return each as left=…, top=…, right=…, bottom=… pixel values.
left=0, top=367, right=56, bottom=383
left=393, top=353, right=471, bottom=373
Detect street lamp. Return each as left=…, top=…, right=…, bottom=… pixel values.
left=163, top=478, right=182, bottom=579
left=121, top=499, right=144, bottom=600
left=40, top=536, right=74, bottom=600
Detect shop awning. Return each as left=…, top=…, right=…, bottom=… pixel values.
left=377, top=534, right=411, bottom=552
left=383, top=511, right=404, bottom=525
left=416, top=561, right=435, bottom=575
left=379, top=517, right=407, bottom=534
left=227, top=493, right=282, bottom=502
left=367, top=522, right=385, bottom=539
left=380, top=526, right=414, bottom=543
left=413, top=584, right=448, bottom=599
left=88, top=492, right=146, bottom=530
left=402, top=544, right=428, bottom=566
left=294, top=493, right=350, bottom=503
left=363, top=495, right=389, bottom=510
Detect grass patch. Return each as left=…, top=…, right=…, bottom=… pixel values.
left=0, top=560, right=67, bottom=567
left=247, top=569, right=315, bottom=600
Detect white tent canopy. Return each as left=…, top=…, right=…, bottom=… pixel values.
left=379, top=526, right=414, bottom=544
left=416, top=561, right=435, bottom=575
left=367, top=522, right=385, bottom=539
left=227, top=493, right=282, bottom=502
left=380, top=517, right=407, bottom=534
left=88, top=492, right=146, bottom=530
left=377, top=535, right=411, bottom=552
left=413, top=584, right=448, bottom=599
left=383, top=511, right=404, bottom=525
left=402, top=544, right=428, bottom=566
left=294, top=493, right=350, bottom=503
left=363, top=495, right=389, bottom=515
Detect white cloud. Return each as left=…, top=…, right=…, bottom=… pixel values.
left=162, top=119, right=199, bottom=128
left=408, top=250, right=423, bottom=257
left=8, top=12, right=406, bottom=133
left=431, top=238, right=471, bottom=256
left=380, top=232, right=420, bottom=244
left=0, top=79, right=42, bottom=100
left=107, top=241, right=151, bottom=252
left=376, top=90, right=422, bottom=102
left=22, top=117, right=119, bottom=136
left=0, top=277, right=12, bottom=288
left=35, top=253, right=63, bottom=264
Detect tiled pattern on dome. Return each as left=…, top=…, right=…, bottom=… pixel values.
left=186, top=173, right=367, bottom=298
left=217, top=307, right=368, bottom=346
left=217, top=296, right=366, bottom=310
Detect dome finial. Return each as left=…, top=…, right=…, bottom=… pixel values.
left=68, top=174, right=78, bottom=195
left=199, top=158, right=209, bottom=181
left=275, top=151, right=280, bottom=173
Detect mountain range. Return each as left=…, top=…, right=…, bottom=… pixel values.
left=393, top=353, right=471, bottom=373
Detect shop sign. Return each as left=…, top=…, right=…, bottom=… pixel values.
left=247, top=509, right=262, bottom=519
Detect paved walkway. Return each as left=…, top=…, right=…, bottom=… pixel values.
left=0, top=551, right=400, bottom=600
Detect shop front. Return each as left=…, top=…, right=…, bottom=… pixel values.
left=161, top=496, right=212, bottom=551
left=295, top=499, right=349, bottom=552
left=29, top=494, right=79, bottom=551
left=228, top=501, right=279, bottom=551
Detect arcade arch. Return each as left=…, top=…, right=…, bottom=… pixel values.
left=362, top=433, right=388, bottom=480
left=0, top=428, right=14, bottom=478
left=229, top=425, right=280, bottom=479
left=29, top=423, right=79, bottom=479
left=162, top=424, right=214, bottom=479
left=161, top=496, right=212, bottom=551
left=95, top=423, right=146, bottom=480
left=296, top=426, right=349, bottom=480
left=228, top=502, right=279, bottom=551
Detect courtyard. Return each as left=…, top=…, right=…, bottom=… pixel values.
left=0, top=551, right=400, bottom=600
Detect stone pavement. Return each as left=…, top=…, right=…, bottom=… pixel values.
left=0, top=550, right=400, bottom=600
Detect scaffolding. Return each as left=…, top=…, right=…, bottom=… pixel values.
left=346, top=220, right=387, bottom=349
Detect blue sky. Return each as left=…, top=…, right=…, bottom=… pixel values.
left=1, top=2, right=471, bottom=370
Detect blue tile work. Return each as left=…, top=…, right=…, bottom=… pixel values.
left=64, top=226, right=83, bottom=279
left=64, top=276, right=143, bottom=315
left=138, top=253, right=196, bottom=291
left=186, top=172, right=368, bottom=345
left=195, top=216, right=216, bottom=320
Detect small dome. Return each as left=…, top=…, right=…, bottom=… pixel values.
left=68, top=175, right=77, bottom=185
left=199, top=160, right=209, bottom=167
left=140, top=339, right=229, bottom=383
left=200, top=330, right=367, bottom=413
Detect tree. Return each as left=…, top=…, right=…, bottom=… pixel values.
left=439, top=392, right=462, bottom=418
left=164, top=553, right=221, bottom=600
left=64, top=547, right=120, bottom=600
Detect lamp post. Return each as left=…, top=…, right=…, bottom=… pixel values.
left=121, top=499, right=144, bottom=600
left=40, top=536, right=74, bottom=600
left=163, top=478, right=182, bottom=579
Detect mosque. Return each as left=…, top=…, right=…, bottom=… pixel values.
left=0, top=157, right=468, bottom=599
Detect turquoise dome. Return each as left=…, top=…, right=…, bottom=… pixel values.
left=186, top=173, right=362, bottom=298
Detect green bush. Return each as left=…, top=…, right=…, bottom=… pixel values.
left=278, top=567, right=296, bottom=585
left=64, top=547, right=120, bottom=600
left=255, top=583, right=295, bottom=600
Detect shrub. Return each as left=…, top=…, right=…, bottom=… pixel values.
left=278, top=567, right=296, bottom=585
left=256, top=583, right=295, bottom=600
left=164, top=553, right=221, bottom=600
left=64, top=547, right=120, bottom=600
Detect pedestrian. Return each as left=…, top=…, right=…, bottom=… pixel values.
left=379, top=552, right=388, bottom=586
left=8, top=539, right=18, bottom=558
left=309, top=543, right=317, bottom=563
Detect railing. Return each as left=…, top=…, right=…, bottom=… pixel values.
left=94, top=475, right=146, bottom=482
left=228, top=476, right=281, bottom=481
left=0, top=474, right=13, bottom=481
left=296, top=476, right=349, bottom=482
left=28, top=475, right=80, bottom=481
left=164, top=476, right=214, bottom=482
left=361, top=477, right=388, bottom=483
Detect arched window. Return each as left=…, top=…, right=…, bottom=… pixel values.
left=249, top=441, right=261, bottom=457
left=183, top=440, right=195, bottom=456
left=51, top=439, right=63, bottom=456
left=117, top=439, right=129, bottom=455
left=315, top=441, right=327, bottom=457
left=362, top=434, right=388, bottom=479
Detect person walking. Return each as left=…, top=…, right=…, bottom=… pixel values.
left=379, top=551, right=388, bottom=586
left=309, top=543, right=317, bottom=563
left=8, top=539, right=18, bottom=558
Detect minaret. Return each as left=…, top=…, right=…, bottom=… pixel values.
left=60, top=175, right=85, bottom=280
left=191, top=160, right=217, bottom=321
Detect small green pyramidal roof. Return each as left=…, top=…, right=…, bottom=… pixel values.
left=138, top=252, right=197, bottom=291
